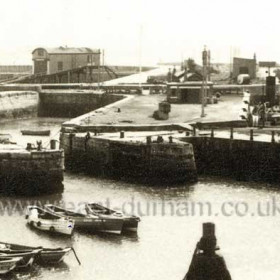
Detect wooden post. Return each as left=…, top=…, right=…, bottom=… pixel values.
left=230, top=127, right=234, bottom=139
left=193, top=126, right=196, bottom=136
left=211, top=128, right=214, bottom=138
left=271, top=131, right=275, bottom=143
left=250, top=129, right=254, bottom=141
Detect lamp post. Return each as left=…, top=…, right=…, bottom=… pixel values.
left=201, top=46, right=208, bottom=117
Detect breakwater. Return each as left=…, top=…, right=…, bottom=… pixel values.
left=184, top=135, right=280, bottom=183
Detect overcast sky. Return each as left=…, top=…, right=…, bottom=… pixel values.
left=0, top=0, right=279, bottom=66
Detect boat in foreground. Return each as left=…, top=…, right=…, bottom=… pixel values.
left=26, top=206, right=74, bottom=236
left=0, top=257, right=22, bottom=275
left=0, top=247, right=42, bottom=268
left=45, top=204, right=124, bottom=235
left=0, top=242, right=72, bottom=264
left=85, top=203, right=140, bottom=232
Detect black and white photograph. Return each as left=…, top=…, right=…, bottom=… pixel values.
left=0, top=0, right=279, bottom=279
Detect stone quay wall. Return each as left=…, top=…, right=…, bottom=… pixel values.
left=0, top=91, right=38, bottom=119
left=60, top=132, right=197, bottom=184
left=0, top=149, right=64, bottom=195
left=38, top=90, right=125, bottom=117
left=184, top=136, right=280, bottom=183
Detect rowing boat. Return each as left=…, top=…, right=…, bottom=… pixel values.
left=45, top=204, right=124, bottom=235
left=85, top=203, right=140, bottom=232
left=26, top=206, right=74, bottom=236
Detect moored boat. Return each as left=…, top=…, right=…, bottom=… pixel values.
left=26, top=206, right=74, bottom=236
left=85, top=203, right=140, bottom=232
left=21, top=130, right=51, bottom=136
left=0, top=257, right=22, bottom=275
left=0, top=242, right=72, bottom=264
left=45, top=204, right=124, bottom=235
left=0, top=248, right=42, bottom=268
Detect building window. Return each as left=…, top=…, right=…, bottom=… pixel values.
left=38, top=49, right=44, bottom=56
left=58, top=61, right=63, bottom=71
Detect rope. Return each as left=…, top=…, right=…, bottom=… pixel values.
left=71, top=247, right=81, bottom=265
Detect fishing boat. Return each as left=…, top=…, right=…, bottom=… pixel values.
left=26, top=206, right=74, bottom=236
left=0, top=247, right=42, bottom=268
left=85, top=203, right=140, bottom=232
left=0, top=242, right=72, bottom=264
left=0, top=257, right=22, bottom=275
left=21, top=130, right=51, bottom=136
left=45, top=204, right=124, bottom=235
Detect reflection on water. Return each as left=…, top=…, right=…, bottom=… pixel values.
left=0, top=118, right=279, bottom=279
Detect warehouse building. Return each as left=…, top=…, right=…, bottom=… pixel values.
left=232, top=54, right=257, bottom=79
left=32, top=47, right=101, bottom=75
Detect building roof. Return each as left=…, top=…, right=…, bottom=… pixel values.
left=32, top=47, right=100, bottom=54
left=259, top=61, right=276, bottom=67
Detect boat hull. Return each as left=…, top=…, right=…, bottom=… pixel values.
left=0, top=257, right=21, bottom=275
left=0, top=242, right=71, bottom=265
left=0, top=249, right=41, bottom=268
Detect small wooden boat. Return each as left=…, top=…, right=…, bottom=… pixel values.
left=21, top=130, right=51, bottom=136
left=85, top=203, right=140, bottom=232
left=26, top=206, right=74, bottom=236
left=0, top=247, right=42, bottom=268
left=0, top=242, right=72, bottom=264
left=0, top=257, right=22, bottom=275
left=45, top=204, right=124, bottom=235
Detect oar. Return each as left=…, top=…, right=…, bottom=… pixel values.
left=71, top=247, right=81, bottom=265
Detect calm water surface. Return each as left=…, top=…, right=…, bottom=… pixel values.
left=0, top=118, right=279, bottom=280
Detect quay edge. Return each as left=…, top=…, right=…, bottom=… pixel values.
left=0, top=147, right=64, bottom=196
left=59, top=131, right=197, bottom=185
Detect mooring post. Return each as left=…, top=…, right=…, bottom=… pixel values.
left=271, top=131, right=275, bottom=143
left=120, top=131, right=125, bottom=138
left=250, top=129, right=254, bottom=141
left=193, top=127, right=196, bottom=136
left=230, top=127, right=234, bottom=139
left=211, top=128, right=214, bottom=138
left=183, top=223, right=231, bottom=280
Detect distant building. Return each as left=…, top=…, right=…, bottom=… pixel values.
left=258, top=61, right=276, bottom=68
left=32, top=47, right=101, bottom=75
left=232, top=54, right=257, bottom=79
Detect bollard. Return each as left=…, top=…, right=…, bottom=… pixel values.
left=50, top=139, right=56, bottom=150
left=230, top=127, right=234, bottom=139
left=193, top=127, right=196, bottom=137
left=169, top=136, right=173, bottom=143
left=183, top=223, right=231, bottom=280
left=146, top=136, right=152, bottom=144
left=120, top=131, right=125, bottom=138
left=117, top=108, right=121, bottom=113
left=271, top=131, right=275, bottom=143
left=250, top=129, right=254, bottom=141
left=211, top=128, right=214, bottom=138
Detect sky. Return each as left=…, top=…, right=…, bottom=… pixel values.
left=0, top=0, right=279, bottom=66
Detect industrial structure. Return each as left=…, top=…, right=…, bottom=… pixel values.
left=232, top=54, right=257, bottom=79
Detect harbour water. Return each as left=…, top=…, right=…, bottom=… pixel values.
left=0, top=118, right=280, bottom=280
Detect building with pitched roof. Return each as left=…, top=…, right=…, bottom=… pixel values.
left=32, top=47, right=101, bottom=75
